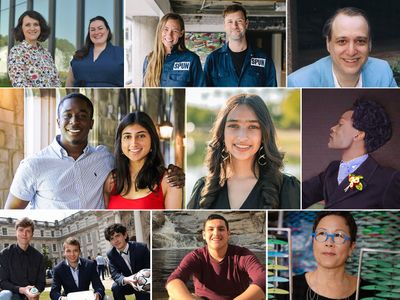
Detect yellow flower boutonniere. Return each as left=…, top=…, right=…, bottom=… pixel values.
left=344, top=173, right=364, bottom=192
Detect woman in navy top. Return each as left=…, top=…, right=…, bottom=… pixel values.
left=143, top=13, right=205, bottom=87
left=66, top=16, right=123, bottom=87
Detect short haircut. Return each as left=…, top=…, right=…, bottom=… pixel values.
left=63, top=237, right=81, bottom=251
left=104, top=224, right=129, bottom=242
left=351, top=99, right=392, bottom=153
left=223, top=4, right=247, bottom=20
left=203, top=214, right=229, bottom=231
left=312, top=211, right=357, bottom=243
left=57, top=92, right=94, bottom=119
left=14, top=10, right=50, bottom=42
left=15, top=217, right=34, bottom=233
left=322, top=7, right=370, bottom=41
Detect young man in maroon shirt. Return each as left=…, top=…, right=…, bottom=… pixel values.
left=166, top=214, right=265, bottom=300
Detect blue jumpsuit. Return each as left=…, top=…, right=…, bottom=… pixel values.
left=204, top=43, right=277, bottom=87
left=143, top=48, right=205, bottom=87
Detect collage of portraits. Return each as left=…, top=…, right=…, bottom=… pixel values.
left=0, top=0, right=400, bottom=300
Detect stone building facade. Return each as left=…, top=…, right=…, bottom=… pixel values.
left=0, top=210, right=150, bottom=267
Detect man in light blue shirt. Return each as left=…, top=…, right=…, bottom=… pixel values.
left=5, top=93, right=113, bottom=209
left=288, top=7, right=397, bottom=88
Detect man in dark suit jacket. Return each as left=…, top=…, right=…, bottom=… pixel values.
left=303, top=99, right=399, bottom=208
left=50, top=237, right=105, bottom=300
left=104, top=224, right=150, bottom=300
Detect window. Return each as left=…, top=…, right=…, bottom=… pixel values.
left=40, top=230, right=44, bottom=237
left=52, top=244, right=57, bottom=252
left=51, top=231, right=54, bottom=237
left=2, top=228, right=7, bottom=235
left=87, top=233, right=91, bottom=243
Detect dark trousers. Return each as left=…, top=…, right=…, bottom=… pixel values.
left=111, top=282, right=150, bottom=300
left=97, top=264, right=105, bottom=280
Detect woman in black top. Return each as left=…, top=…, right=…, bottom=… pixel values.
left=187, top=93, right=299, bottom=209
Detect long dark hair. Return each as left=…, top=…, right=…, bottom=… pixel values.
left=73, top=16, right=112, bottom=60
left=200, top=94, right=284, bottom=208
left=113, top=112, right=165, bottom=196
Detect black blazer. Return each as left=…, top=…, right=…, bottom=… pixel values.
left=302, top=156, right=400, bottom=209
left=50, top=258, right=105, bottom=300
left=107, top=241, right=150, bottom=286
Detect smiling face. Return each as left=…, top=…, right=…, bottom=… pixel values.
left=109, top=232, right=128, bottom=252
left=203, top=219, right=230, bottom=252
left=224, top=104, right=262, bottom=163
left=326, top=13, right=370, bottom=81
left=22, top=15, right=41, bottom=45
left=224, top=10, right=248, bottom=42
left=161, top=18, right=183, bottom=52
left=121, top=123, right=152, bottom=165
left=16, top=226, right=33, bottom=250
left=64, top=243, right=80, bottom=265
left=57, top=97, right=94, bottom=149
left=328, top=110, right=359, bottom=150
left=313, top=215, right=355, bottom=270
left=89, top=19, right=109, bottom=46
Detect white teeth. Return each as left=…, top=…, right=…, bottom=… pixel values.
left=235, top=144, right=251, bottom=149
left=69, top=129, right=80, bottom=133
left=129, top=149, right=141, bottom=153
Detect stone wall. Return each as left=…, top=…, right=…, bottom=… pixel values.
left=152, top=211, right=266, bottom=250
left=0, top=89, right=24, bottom=206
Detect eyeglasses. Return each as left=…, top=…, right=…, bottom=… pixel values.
left=312, top=230, right=351, bottom=244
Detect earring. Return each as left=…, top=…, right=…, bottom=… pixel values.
left=258, top=146, right=267, bottom=166
left=221, top=147, right=230, bottom=161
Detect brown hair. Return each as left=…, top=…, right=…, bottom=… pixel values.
left=15, top=217, right=35, bottom=233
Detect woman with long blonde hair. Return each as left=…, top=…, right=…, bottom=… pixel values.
left=143, top=13, right=205, bottom=87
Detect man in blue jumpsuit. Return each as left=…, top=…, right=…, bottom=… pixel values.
left=204, top=4, right=277, bottom=87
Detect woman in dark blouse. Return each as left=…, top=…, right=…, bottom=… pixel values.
left=187, top=93, right=299, bottom=209
left=66, top=16, right=123, bottom=87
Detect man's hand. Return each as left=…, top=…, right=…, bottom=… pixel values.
left=166, top=164, right=185, bottom=188
left=123, top=274, right=138, bottom=290
left=94, top=292, right=101, bottom=300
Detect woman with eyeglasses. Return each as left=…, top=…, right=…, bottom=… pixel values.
left=279, top=211, right=374, bottom=300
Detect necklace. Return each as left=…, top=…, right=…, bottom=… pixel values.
left=306, top=286, right=350, bottom=300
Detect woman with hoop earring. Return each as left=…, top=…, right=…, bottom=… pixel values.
left=188, top=93, right=300, bottom=209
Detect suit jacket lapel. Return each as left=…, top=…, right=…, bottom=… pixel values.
left=113, top=247, right=132, bottom=275
left=326, top=157, right=376, bottom=208
left=62, top=260, right=79, bottom=289
left=128, top=242, right=136, bottom=274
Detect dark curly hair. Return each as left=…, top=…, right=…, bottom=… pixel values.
left=73, top=16, right=112, bottom=60
left=14, top=10, right=50, bottom=42
left=113, top=112, right=165, bottom=196
left=104, top=224, right=129, bottom=242
left=198, top=94, right=284, bottom=209
left=312, top=211, right=357, bottom=243
left=351, top=99, right=392, bottom=153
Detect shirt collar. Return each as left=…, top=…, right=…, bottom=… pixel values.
left=332, top=67, right=363, bottom=87
left=50, top=135, right=91, bottom=159
left=221, top=41, right=251, bottom=53
left=119, top=243, right=130, bottom=255
left=340, top=154, right=369, bottom=173
left=65, top=258, right=81, bottom=269
left=21, top=39, right=42, bottom=50
left=16, top=244, right=30, bottom=254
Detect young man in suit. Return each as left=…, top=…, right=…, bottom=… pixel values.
left=50, top=237, right=105, bottom=300
left=303, top=99, right=399, bottom=208
left=104, top=224, right=150, bottom=300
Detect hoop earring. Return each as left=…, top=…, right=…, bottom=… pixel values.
left=221, top=147, right=230, bottom=161
left=258, top=146, right=267, bottom=166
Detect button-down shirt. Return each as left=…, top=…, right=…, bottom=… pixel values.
left=204, top=42, right=277, bottom=87
left=338, top=154, right=369, bottom=184
left=119, top=244, right=132, bottom=273
left=0, top=244, right=45, bottom=294
left=65, top=259, right=81, bottom=288
left=10, top=136, right=114, bottom=209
